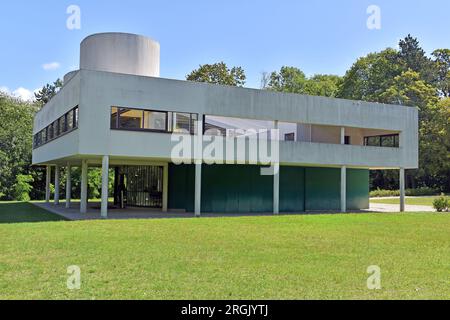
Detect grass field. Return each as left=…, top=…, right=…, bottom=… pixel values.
left=0, top=201, right=67, bottom=224
left=0, top=202, right=449, bottom=300
left=370, top=196, right=441, bottom=206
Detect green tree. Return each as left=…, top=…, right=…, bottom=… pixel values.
left=267, top=66, right=307, bottom=93
left=398, top=34, right=437, bottom=85
left=13, top=174, right=34, bottom=201
left=380, top=69, right=438, bottom=108
left=187, top=62, right=246, bottom=87
left=338, top=48, right=401, bottom=101
left=432, top=49, right=450, bottom=97
left=303, top=74, right=342, bottom=97
left=266, top=67, right=341, bottom=97
left=338, top=36, right=449, bottom=191
left=0, top=93, right=37, bottom=200
left=380, top=70, right=443, bottom=189
left=34, top=78, right=63, bottom=106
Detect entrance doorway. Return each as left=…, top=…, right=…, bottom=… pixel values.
left=116, top=166, right=164, bottom=208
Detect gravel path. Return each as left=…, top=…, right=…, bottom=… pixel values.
left=369, top=203, right=435, bottom=212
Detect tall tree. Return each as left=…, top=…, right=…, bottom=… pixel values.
left=338, top=48, right=401, bottom=101
left=266, top=66, right=307, bottom=93
left=186, top=62, right=246, bottom=87
left=0, top=93, right=38, bottom=200
left=338, top=36, right=450, bottom=191
left=34, top=78, right=63, bottom=106
left=398, top=34, right=437, bottom=84
left=432, top=49, right=450, bottom=97
left=266, top=67, right=341, bottom=97
left=303, top=74, right=342, bottom=97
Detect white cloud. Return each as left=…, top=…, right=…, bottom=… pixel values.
left=42, top=62, right=61, bottom=71
left=13, top=87, right=36, bottom=101
left=0, top=86, right=10, bottom=94
left=1, top=86, right=40, bottom=101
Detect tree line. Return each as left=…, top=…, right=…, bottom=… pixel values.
left=0, top=34, right=448, bottom=201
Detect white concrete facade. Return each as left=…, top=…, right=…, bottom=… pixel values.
left=33, top=33, right=419, bottom=217
left=33, top=69, right=419, bottom=169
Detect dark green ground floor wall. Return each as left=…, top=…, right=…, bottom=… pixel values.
left=168, top=164, right=369, bottom=213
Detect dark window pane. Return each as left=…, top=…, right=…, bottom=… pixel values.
left=48, top=124, right=54, bottom=140
left=111, top=107, right=119, bottom=128
left=365, top=136, right=380, bottom=147
left=381, top=135, right=394, bottom=147
left=173, top=113, right=191, bottom=133
left=119, top=108, right=144, bottom=129
left=285, top=133, right=295, bottom=141
left=67, top=110, right=73, bottom=131
left=54, top=120, right=60, bottom=137
left=190, top=114, right=198, bottom=135
left=394, top=135, right=399, bottom=148
left=60, top=115, right=67, bottom=133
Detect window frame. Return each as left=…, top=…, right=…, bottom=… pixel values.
left=33, top=106, right=79, bottom=149
left=110, top=106, right=198, bottom=135
left=364, top=133, right=400, bottom=148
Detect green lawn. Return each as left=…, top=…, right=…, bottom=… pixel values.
left=370, top=196, right=441, bottom=206
left=0, top=202, right=67, bottom=224
left=0, top=202, right=449, bottom=300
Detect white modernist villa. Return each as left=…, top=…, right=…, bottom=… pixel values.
left=32, top=33, right=419, bottom=218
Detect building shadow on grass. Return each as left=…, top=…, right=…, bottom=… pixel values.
left=0, top=202, right=67, bottom=224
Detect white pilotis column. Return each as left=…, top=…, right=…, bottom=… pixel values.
left=195, top=116, right=203, bottom=217
left=273, top=120, right=280, bottom=215
left=54, top=165, right=60, bottom=205
left=80, top=160, right=88, bottom=214
left=66, top=163, right=72, bottom=209
left=273, top=163, right=280, bottom=215
left=400, top=168, right=405, bottom=212
left=101, top=156, right=110, bottom=218
left=45, top=166, right=51, bottom=203
left=341, top=166, right=347, bottom=213
left=162, top=164, right=169, bottom=212
left=340, top=127, right=346, bottom=145
left=195, top=163, right=202, bottom=217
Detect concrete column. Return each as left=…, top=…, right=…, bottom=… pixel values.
left=273, top=163, right=280, bottom=215
left=340, top=127, right=346, bottom=145
left=400, top=168, right=405, bottom=212
left=341, top=166, right=347, bottom=213
left=101, top=156, right=110, bottom=218
left=45, top=166, right=51, bottom=203
left=54, top=165, right=60, bottom=205
left=273, top=120, right=280, bottom=215
left=65, top=163, right=72, bottom=208
left=195, top=115, right=203, bottom=217
left=195, top=163, right=202, bottom=217
left=162, top=163, right=169, bottom=212
left=80, top=160, right=88, bottom=214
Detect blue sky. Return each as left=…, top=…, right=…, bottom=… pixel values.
left=1, top=0, right=449, bottom=99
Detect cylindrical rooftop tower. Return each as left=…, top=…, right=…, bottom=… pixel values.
left=80, top=32, right=160, bottom=77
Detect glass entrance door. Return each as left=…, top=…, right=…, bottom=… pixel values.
left=122, top=166, right=163, bottom=208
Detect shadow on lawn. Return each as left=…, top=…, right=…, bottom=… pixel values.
left=0, top=202, right=67, bottom=224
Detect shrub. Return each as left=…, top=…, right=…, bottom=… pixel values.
left=13, top=174, right=34, bottom=202
left=370, top=187, right=440, bottom=198
left=433, top=196, right=449, bottom=212
left=370, top=189, right=399, bottom=197
left=406, top=187, right=440, bottom=196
